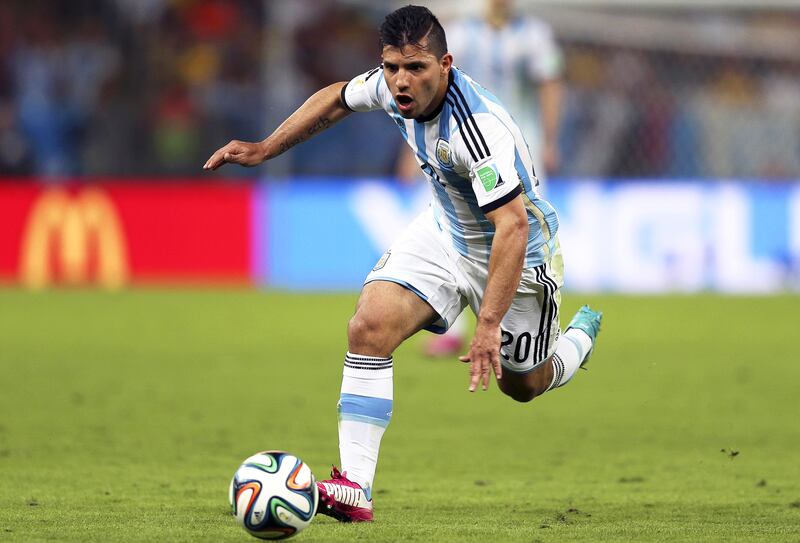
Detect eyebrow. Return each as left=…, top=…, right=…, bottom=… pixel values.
left=383, top=60, right=429, bottom=69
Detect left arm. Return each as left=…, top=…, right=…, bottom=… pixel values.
left=538, top=78, right=562, bottom=173
left=462, top=196, right=529, bottom=391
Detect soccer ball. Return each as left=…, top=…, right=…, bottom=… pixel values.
left=229, top=451, right=318, bottom=540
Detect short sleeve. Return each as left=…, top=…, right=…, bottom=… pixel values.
left=524, top=20, right=563, bottom=82
left=451, top=114, right=523, bottom=213
left=341, top=67, right=387, bottom=113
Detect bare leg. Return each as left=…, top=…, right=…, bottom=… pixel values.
left=348, top=280, right=439, bottom=356
left=497, top=357, right=555, bottom=403
left=330, top=280, right=439, bottom=506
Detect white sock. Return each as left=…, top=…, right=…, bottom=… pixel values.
left=548, top=328, right=593, bottom=390
left=337, top=352, right=393, bottom=491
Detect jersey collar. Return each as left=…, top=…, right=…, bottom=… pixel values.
left=415, top=70, right=454, bottom=124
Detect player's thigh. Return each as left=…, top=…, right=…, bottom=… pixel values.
left=350, top=280, right=439, bottom=349
left=494, top=262, right=562, bottom=399
left=351, top=211, right=466, bottom=354
left=363, top=211, right=466, bottom=335
left=499, top=261, right=563, bottom=375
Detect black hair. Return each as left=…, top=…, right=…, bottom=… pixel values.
left=379, top=5, right=448, bottom=58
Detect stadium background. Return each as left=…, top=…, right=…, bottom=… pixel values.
left=1, top=0, right=799, bottom=291
left=1, top=1, right=799, bottom=541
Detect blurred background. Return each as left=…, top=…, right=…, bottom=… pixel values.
left=1, top=0, right=799, bottom=292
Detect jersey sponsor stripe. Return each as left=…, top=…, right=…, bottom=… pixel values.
left=533, top=265, right=549, bottom=363
left=538, top=264, right=559, bottom=362
left=448, top=87, right=489, bottom=157
left=445, top=97, right=478, bottom=161
left=446, top=94, right=483, bottom=161
left=450, top=83, right=492, bottom=157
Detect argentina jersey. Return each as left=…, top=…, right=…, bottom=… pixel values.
left=446, top=16, right=563, bottom=152
left=341, top=66, right=559, bottom=268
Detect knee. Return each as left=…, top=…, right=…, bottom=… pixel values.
left=499, top=381, right=544, bottom=403
left=347, top=313, right=392, bottom=356
left=506, top=388, right=538, bottom=403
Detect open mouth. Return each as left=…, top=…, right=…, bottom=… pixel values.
left=396, top=94, right=414, bottom=110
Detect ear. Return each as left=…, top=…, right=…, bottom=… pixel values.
left=440, top=53, right=453, bottom=73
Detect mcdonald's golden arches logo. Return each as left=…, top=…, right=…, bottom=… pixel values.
left=20, top=187, right=129, bottom=289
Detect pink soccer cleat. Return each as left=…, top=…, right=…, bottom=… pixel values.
left=315, top=466, right=374, bottom=522
left=423, top=334, right=464, bottom=357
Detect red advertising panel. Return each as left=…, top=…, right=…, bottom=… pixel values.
left=0, top=181, right=253, bottom=287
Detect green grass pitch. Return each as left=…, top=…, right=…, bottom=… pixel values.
left=1, top=289, right=798, bottom=542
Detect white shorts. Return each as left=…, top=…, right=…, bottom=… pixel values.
left=365, top=209, right=563, bottom=373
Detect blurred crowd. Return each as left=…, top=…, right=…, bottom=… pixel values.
left=0, top=0, right=264, bottom=178
left=1, top=0, right=799, bottom=180
left=560, top=44, right=800, bottom=179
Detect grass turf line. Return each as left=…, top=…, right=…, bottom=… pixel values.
left=0, top=290, right=798, bottom=542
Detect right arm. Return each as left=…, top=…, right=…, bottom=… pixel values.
left=203, top=82, right=351, bottom=171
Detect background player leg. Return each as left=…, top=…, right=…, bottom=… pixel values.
left=318, top=280, right=439, bottom=522
left=424, top=311, right=467, bottom=356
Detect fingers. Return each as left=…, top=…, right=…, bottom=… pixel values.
left=466, top=351, right=502, bottom=392
left=468, top=356, right=493, bottom=392
left=492, top=352, right=502, bottom=381
left=203, top=149, right=230, bottom=171
left=468, top=358, right=481, bottom=393
left=203, top=142, right=243, bottom=171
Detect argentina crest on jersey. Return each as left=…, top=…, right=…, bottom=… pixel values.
left=435, top=138, right=452, bottom=167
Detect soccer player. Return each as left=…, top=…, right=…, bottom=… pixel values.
left=421, top=0, right=565, bottom=356
left=204, top=6, right=601, bottom=523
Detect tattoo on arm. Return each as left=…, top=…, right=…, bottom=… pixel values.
left=307, top=116, right=331, bottom=136
left=279, top=136, right=304, bottom=154
left=277, top=116, right=332, bottom=155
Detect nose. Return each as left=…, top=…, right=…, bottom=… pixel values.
left=395, top=69, right=410, bottom=90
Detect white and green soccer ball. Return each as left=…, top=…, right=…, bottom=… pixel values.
left=229, top=451, right=318, bottom=540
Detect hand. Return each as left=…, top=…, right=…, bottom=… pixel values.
left=203, top=140, right=267, bottom=171
left=458, top=321, right=503, bottom=392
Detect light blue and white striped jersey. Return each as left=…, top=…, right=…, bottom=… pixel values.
left=446, top=16, right=563, bottom=159
left=342, top=66, right=559, bottom=267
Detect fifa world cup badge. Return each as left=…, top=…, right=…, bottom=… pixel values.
left=435, top=138, right=452, bottom=167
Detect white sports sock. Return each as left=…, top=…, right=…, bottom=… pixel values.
left=337, top=352, right=393, bottom=490
left=548, top=328, right=593, bottom=390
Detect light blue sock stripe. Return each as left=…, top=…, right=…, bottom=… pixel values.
left=338, top=393, right=393, bottom=426
left=339, top=413, right=390, bottom=428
